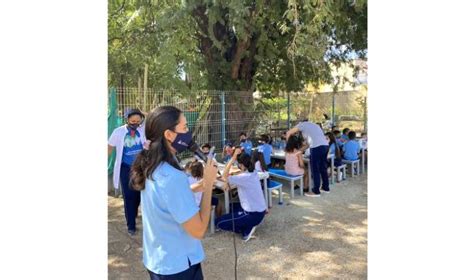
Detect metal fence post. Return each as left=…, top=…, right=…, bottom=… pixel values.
left=332, top=91, right=336, bottom=127
left=364, top=96, right=367, bottom=133
left=221, top=91, right=226, bottom=147
left=144, top=64, right=148, bottom=112
left=287, top=91, right=291, bottom=129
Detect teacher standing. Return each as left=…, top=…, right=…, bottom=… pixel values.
left=286, top=120, right=329, bottom=197
left=108, top=109, right=146, bottom=235
left=130, top=106, right=217, bottom=280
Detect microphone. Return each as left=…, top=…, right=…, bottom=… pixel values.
left=209, top=146, right=216, bottom=157
left=189, top=141, right=209, bottom=163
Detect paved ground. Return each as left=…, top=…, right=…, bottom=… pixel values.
left=108, top=174, right=367, bottom=280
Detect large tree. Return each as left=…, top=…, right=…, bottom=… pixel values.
left=109, top=0, right=367, bottom=92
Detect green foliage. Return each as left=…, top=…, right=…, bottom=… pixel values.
left=108, top=0, right=367, bottom=92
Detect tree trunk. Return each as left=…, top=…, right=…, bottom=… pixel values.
left=190, top=4, right=263, bottom=147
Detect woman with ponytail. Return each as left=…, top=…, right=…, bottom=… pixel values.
left=130, top=106, right=217, bottom=280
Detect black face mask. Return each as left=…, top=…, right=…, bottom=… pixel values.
left=240, top=139, right=246, bottom=143
left=171, top=131, right=193, bottom=153
left=128, top=123, right=139, bottom=130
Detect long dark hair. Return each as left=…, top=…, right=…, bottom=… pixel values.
left=326, top=132, right=342, bottom=159
left=285, top=134, right=303, bottom=153
left=251, top=150, right=268, bottom=172
left=237, top=153, right=255, bottom=172
left=131, top=106, right=183, bottom=190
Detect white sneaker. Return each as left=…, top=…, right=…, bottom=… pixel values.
left=304, top=192, right=320, bottom=197
left=243, top=226, right=257, bottom=242
left=320, top=189, right=330, bottom=194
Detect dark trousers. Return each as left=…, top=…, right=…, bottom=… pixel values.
left=119, top=163, right=141, bottom=231
left=309, top=146, right=330, bottom=194
left=329, top=157, right=342, bottom=167
left=148, top=262, right=203, bottom=280
left=211, top=196, right=219, bottom=207
left=215, top=203, right=265, bottom=236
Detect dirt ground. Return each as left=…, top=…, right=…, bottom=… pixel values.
left=108, top=174, right=367, bottom=280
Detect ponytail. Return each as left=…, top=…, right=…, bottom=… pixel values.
left=130, top=106, right=184, bottom=191
left=131, top=138, right=182, bottom=191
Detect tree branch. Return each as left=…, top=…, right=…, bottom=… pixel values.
left=192, top=6, right=214, bottom=65
left=110, top=0, right=126, bottom=17
left=229, top=2, right=259, bottom=80
left=230, top=39, right=250, bottom=79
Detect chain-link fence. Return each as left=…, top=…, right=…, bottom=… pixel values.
left=109, top=87, right=367, bottom=154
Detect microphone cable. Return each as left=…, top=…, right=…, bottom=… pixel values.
left=231, top=197, right=238, bottom=280
left=191, top=141, right=238, bottom=279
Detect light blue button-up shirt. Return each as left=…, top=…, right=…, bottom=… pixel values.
left=240, top=140, right=253, bottom=155
left=141, top=162, right=205, bottom=275
left=343, top=140, right=361, bottom=161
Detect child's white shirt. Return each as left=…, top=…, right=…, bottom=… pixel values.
left=188, top=176, right=203, bottom=206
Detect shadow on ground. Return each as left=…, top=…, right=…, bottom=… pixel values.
left=108, top=174, right=367, bottom=280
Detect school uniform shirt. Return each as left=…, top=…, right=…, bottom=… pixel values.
left=188, top=176, right=203, bottom=206
left=121, top=129, right=144, bottom=166
left=343, top=140, right=361, bottom=161
left=257, top=143, right=273, bottom=166
left=108, top=125, right=147, bottom=189
left=341, top=134, right=350, bottom=141
left=240, top=140, right=253, bottom=155
left=336, top=138, right=345, bottom=147
left=285, top=151, right=305, bottom=176
left=254, top=160, right=263, bottom=172
left=329, top=143, right=336, bottom=155
left=141, top=162, right=204, bottom=275
left=228, top=171, right=266, bottom=213
left=296, top=121, right=328, bottom=148
left=222, top=154, right=232, bottom=163
left=276, top=139, right=287, bottom=150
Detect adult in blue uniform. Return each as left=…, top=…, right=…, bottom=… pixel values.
left=130, top=106, right=218, bottom=279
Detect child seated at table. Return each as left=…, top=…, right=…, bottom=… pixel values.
left=251, top=150, right=268, bottom=173
left=333, top=130, right=345, bottom=148
left=239, top=132, right=253, bottom=155
left=193, top=143, right=214, bottom=163
left=284, top=135, right=309, bottom=192
left=257, top=134, right=273, bottom=167
left=343, top=131, right=361, bottom=161
left=187, top=160, right=222, bottom=217
left=222, top=142, right=234, bottom=163
left=216, top=148, right=267, bottom=242
left=201, top=143, right=212, bottom=155
left=251, top=150, right=269, bottom=191
left=341, top=128, right=350, bottom=142
left=326, top=132, right=342, bottom=167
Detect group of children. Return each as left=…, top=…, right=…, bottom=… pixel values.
left=282, top=128, right=367, bottom=191
left=326, top=128, right=367, bottom=168
left=183, top=128, right=367, bottom=241
left=221, top=132, right=273, bottom=168
left=183, top=132, right=272, bottom=242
